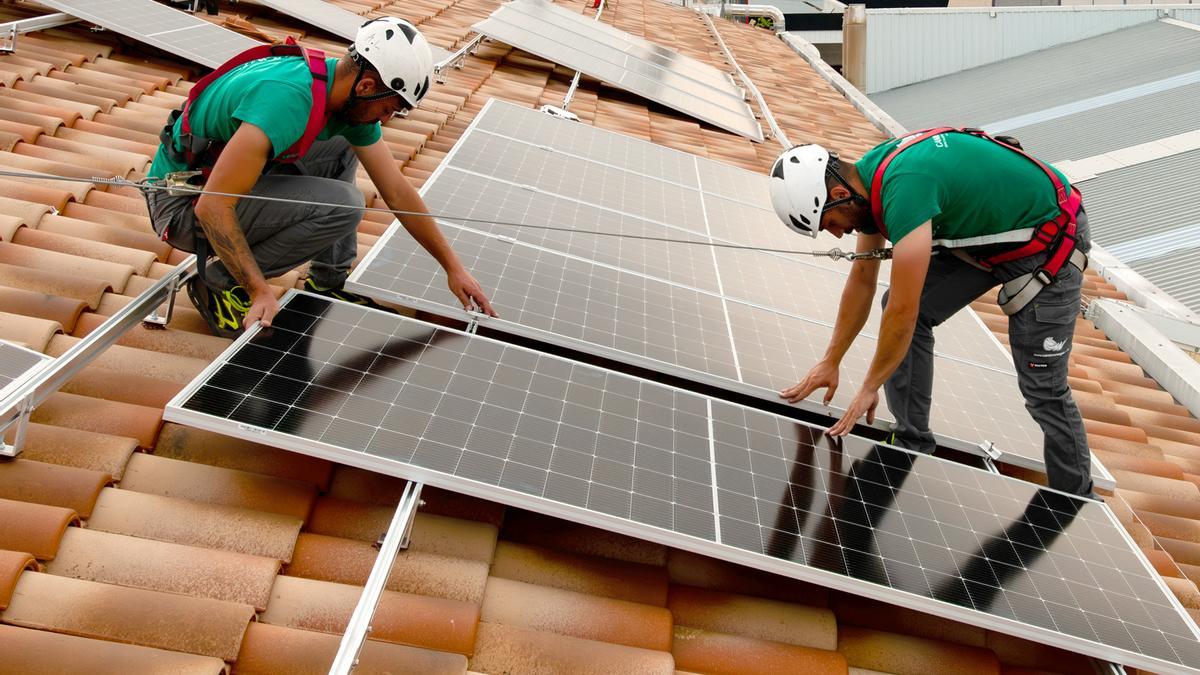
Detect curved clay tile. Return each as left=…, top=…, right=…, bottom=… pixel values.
left=60, top=201, right=153, bottom=232
left=0, top=459, right=110, bottom=519
left=0, top=242, right=132, bottom=293
left=309, top=499, right=497, bottom=562
left=830, top=592, right=987, bottom=652
left=0, top=498, right=78, bottom=560
left=0, top=549, right=39, bottom=610
left=89, top=487, right=301, bottom=561
left=0, top=261, right=109, bottom=309
left=0, top=310, right=61, bottom=352
left=99, top=56, right=189, bottom=85
left=45, top=527, right=280, bottom=611
left=0, top=177, right=74, bottom=212
left=1119, top=488, right=1200, bottom=521
left=501, top=509, right=667, bottom=566
left=0, top=624, right=226, bottom=675
left=260, top=575, right=479, bottom=654
left=60, top=364, right=184, bottom=410
left=153, top=423, right=334, bottom=491
left=838, top=626, right=1000, bottom=675
left=984, top=632, right=1118, bottom=675
left=13, top=142, right=131, bottom=181
left=97, top=323, right=229, bottom=362
left=0, top=117, right=43, bottom=146
left=92, top=109, right=167, bottom=137
left=0, top=129, right=21, bottom=152
left=666, top=548, right=829, bottom=607
left=15, top=422, right=137, bottom=480
left=490, top=542, right=668, bottom=607
left=0, top=193, right=54, bottom=227
left=1, top=54, right=52, bottom=77
left=2, top=148, right=119, bottom=189
left=481, top=576, right=672, bottom=651
left=45, top=335, right=208, bottom=384
left=0, top=100, right=70, bottom=134
left=0, top=87, right=100, bottom=121
left=233, top=621, right=469, bottom=675
left=327, top=469, right=506, bottom=526
left=86, top=60, right=173, bottom=91
left=12, top=228, right=156, bottom=276
left=2, top=571, right=254, bottom=661
left=471, top=622, right=674, bottom=675
left=1113, top=472, right=1199, bottom=502
left=673, top=625, right=848, bottom=675
left=1094, top=450, right=1185, bottom=481
left=38, top=135, right=152, bottom=175
left=22, top=34, right=112, bottom=62
left=0, top=286, right=87, bottom=333
left=119, top=453, right=317, bottom=520
left=37, top=213, right=171, bottom=261
left=30, top=391, right=162, bottom=449
left=59, top=123, right=157, bottom=153
left=1142, top=547, right=1184, bottom=579
left=67, top=66, right=159, bottom=98
left=15, top=79, right=120, bottom=114
left=668, top=584, right=837, bottom=651
left=286, top=533, right=490, bottom=604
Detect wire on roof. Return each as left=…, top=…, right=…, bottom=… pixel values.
left=0, top=168, right=865, bottom=259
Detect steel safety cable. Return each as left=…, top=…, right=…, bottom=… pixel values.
left=0, top=168, right=891, bottom=261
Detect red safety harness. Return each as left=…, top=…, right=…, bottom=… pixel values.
left=868, top=127, right=1087, bottom=315
left=158, top=37, right=329, bottom=175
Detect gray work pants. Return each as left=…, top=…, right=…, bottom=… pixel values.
left=146, top=138, right=364, bottom=290
left=881, top=211, right=1094, bottom=496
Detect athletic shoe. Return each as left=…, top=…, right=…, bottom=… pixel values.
left=187, top=276, right=251, bottom=339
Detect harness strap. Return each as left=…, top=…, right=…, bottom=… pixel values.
left=997, top=248, right=1089, bottom=316
left=166, top=37, right=328, bottom=172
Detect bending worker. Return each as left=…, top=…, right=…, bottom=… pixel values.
left=770, top=128, right=1094, bottom=497
left=147, top=17, right=495, bottom=337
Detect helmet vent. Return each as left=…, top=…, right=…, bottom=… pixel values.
left=789, top=156, right=800, bottom=164
left=792, top=214, right=811, bottom=228
left=392, top=77, right=406, bottom=92
left=770, top=161, right=785, bottom=179
left=385, top=29, right=395, bottom=40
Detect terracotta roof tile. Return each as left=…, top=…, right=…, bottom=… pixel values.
left=481, top=576, right=673, bottom=651
left=58, top=366, right=183, bottom=410
left=470, top=621, right=674, bottom=674
left=3, top=571, right=254, bottom=660
left=327, top=467, right=507, bottom=526
left=0, top=550, right=38, bottom=611
left=29, top=391, right=162, bottom=448
left=666, top=548, right=829, bottom=607
left=44, top=335, right=208, bottom=383
left=837, top=626, right=1001, bottom=675
left=0, top=498, right=77, bottom=561
left=233, top=621, right=469, bottom=675
left=154, top=424, right=334, bottom=490
left=0, top=624, right=226, bottom=675
left=0, top=459, right=109, bottom=519
left=0, top=311, right=60, bottom=352
left=88, top=487, right=302, bottom=562
left=669, top=584, right=838, bottom=651
left=984, top=632, right=1119, bottom=675
left=0, top=242, right=132, bottom=293
left=45, top=527, right=279, bottom=610
left=0, top=261, right=110, bottom=309
left=307, top=498, right=498, bottom=562
left=490, top=541, right=669, bottom=606
left=10, top=423, right=137, bottom=481
left=501, top=508, right=667, bottom=566
left=260, top=575, right=479, bottom=654
left=118, top=453, right=317, bottom=520
left=0, top=286, right=87, bottom=333
left=286, top=533, right=490, bottom=604
left=672, top=625, right=848, bottom=675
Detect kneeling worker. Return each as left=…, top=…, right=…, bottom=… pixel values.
left=148, top=17, right=495, bottom=337
left=770, top=128, right=1094, bottom=497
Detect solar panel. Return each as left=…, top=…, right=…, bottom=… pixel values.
left=350, top=100, right=1100, bottom=484
left=35, top=0, right=263, bottom=68
left=0, top=340, right=50, bottom=401
left=246, top=0, right=364, bottom=41
left=164, top=292, right=1200, bottom=675
left=472, top=0, right=763, bottom=142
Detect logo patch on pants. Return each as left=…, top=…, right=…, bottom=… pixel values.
left=1028, top=361, right=1049, bottom=370
left=1043, top=336, right=1067, bottom=352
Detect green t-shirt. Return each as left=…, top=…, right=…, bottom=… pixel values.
left=149, top=56, right=381, bottom=179
left=854, top=131, right=1071, bottom=247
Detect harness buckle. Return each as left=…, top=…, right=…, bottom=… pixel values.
left=163, top=170, right=205, bottom=197
left=1034, top=268, right=1055, bottom=287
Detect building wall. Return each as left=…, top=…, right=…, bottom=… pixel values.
left=863, top=5, right=1193, bottom=93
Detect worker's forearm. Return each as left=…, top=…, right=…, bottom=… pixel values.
left=195, top=203, right=270, bottom=294
left=400, top=212, right=463, bottom=272
left=861, top=305, right=917, bottom=391
left=823, top=269, right=876, bottom=364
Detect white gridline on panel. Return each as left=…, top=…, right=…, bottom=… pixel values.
left=422, top=167, right=721, bottom=294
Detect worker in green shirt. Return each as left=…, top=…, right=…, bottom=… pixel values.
left=148, top=17, right=495, bottom=338
left=770, top=128, right=1094, bottom=497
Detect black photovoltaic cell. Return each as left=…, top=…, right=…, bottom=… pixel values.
left=165, top=294, right=1200, bottom=674
left=0, top=341, right=49, bottom=397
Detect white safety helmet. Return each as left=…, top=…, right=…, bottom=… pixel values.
left=769, top=144, right=832, bottom=238
left=351, top=17, right=434, bottom=108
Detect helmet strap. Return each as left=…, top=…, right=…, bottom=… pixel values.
left=824, top=155, right=869, bottom=212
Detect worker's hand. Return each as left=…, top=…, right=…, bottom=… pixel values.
left=780, top=359, right=840, bottom=405
left=245, top=288, right=280, bottom=330
left=447, top=268, right=498, bottom=318
left=827, top=387, right=880, bottom=437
